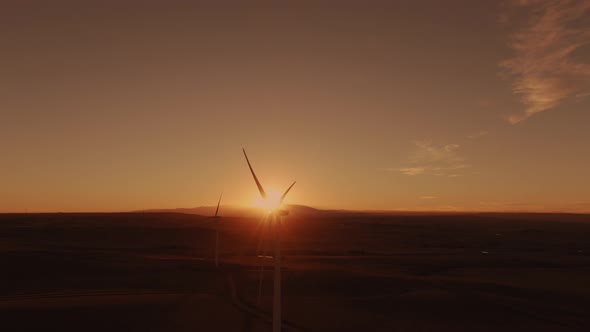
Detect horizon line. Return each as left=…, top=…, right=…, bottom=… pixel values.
left=2, top=204, right=589, bottom=215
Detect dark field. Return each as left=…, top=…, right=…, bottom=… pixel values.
left=1, top=211, right=590, bottom=331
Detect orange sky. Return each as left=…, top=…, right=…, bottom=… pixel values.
left=1, top=1, right=589, bottom=213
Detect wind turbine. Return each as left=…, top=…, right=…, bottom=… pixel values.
left=213, top=193, right=222, bottom=268
left=243, top=148, right=295, bottom=332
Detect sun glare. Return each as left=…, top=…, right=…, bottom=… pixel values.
left=253, top=190, right=283, bottom=212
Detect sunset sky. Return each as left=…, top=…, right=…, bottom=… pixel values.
left=1, top=1, right=589, bottom=213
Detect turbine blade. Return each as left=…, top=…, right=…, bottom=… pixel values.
left=280, top=181, right=296, bottom=203
left=214, top=193, right=223, bottom=217
left=242, top=148, right=266, bottom=198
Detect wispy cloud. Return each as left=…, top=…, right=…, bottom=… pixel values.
left=420, top=196, right=437, bottom=199
left=383, top=141, right=471, bottom=177
left=500, top=0, right=590, bottom=124
left=468, top=130, right=489, bottom=139
left=396, top=167, right=427, bottom=175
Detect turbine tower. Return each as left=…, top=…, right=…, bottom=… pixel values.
left=213, top=193, right=222, bottom=268
left=243, top=148, right=295, bottom=332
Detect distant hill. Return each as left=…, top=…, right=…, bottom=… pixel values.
left=135, top=205, right=590, bottom=221
left=135, top=205, right=485, bottom=219
left=137, top=204, right=324, bottom=218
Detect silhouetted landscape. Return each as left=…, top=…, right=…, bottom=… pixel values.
left=3, top=1, right=590, bottom=331
left=2, top=209, right=589, bottom=331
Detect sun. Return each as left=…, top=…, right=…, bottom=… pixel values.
left=252, top=190, right=283, bottom=212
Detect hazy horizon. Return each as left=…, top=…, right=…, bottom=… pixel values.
left=2, top=1, right=589, bottom=213
left=7, top=203, right=590, bottom=215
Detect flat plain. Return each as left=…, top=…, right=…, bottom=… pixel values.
left=1, top=210, right=589, bottom=331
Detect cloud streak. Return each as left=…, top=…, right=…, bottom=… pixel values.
left=500, top=0, right=590, bottom=124
left=384, top=141, right=471, bottom=177
left=468, top=130, right=489, bottom=139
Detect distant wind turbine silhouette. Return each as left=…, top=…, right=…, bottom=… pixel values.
left=243, top=148, right=295, bottom=332
left=213, top=193, right=222, bottom=268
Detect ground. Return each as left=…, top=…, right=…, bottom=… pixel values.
left=1, top=211, right=589, bottom=331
